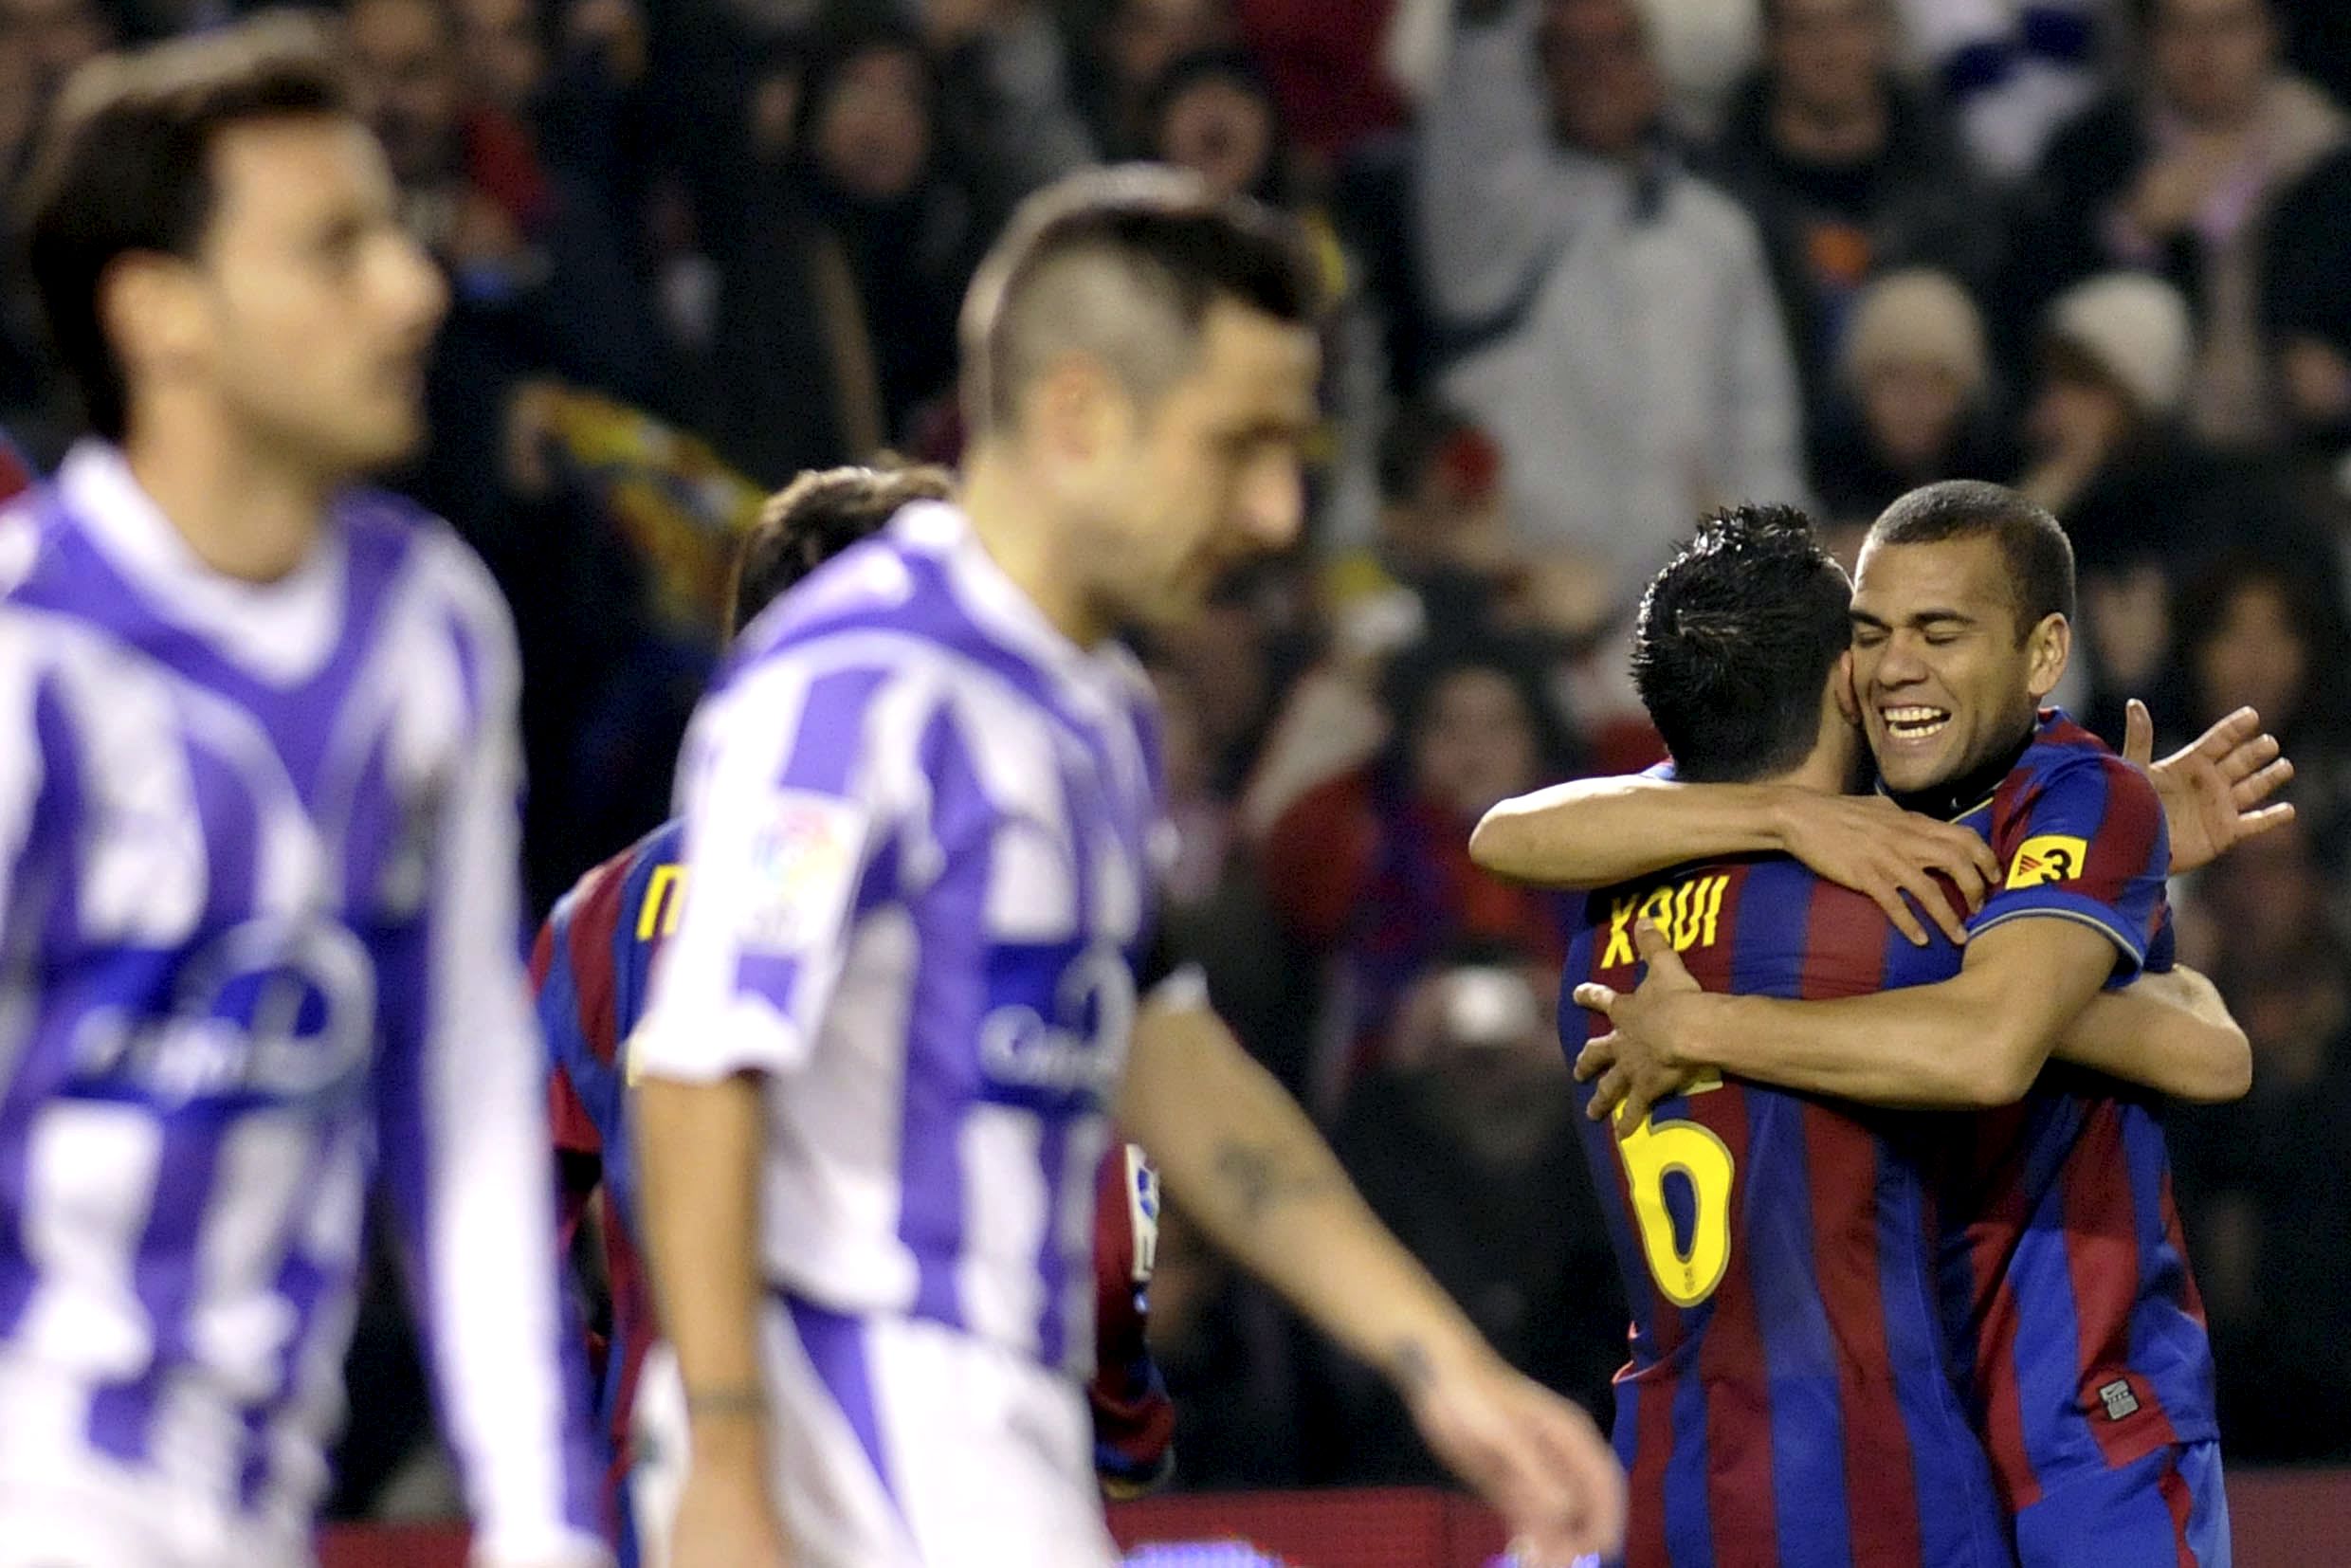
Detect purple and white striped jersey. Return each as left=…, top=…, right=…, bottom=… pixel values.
left=0, top=445, right=604, bottom=1560
left=632, top=501, right=1161, bottom=1377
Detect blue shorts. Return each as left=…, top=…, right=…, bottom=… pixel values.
left=2014, top=1440, right=2230, bottom=1567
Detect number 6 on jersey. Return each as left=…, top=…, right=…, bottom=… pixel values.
left=1617, top=1112, right=1735, bottom=1307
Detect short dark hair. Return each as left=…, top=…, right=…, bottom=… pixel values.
left=1866, top=480, right=2075, bottom=639
left=727, top=463, right=956, bottom=635
left=1632, top=505, right=1853, bottom=784
left=20, top=13, right=355, bottom=441
left=957, top=164, right=1321, bottom=435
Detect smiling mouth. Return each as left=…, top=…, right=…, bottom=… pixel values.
left=1882, top=704, right=1952, bottom=741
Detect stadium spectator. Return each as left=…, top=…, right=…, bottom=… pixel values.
left=2262, top=142, right=2351, bottom=458
left=1416, top=0, right=1808, bottom=598
left=709, top=17, right=974, bottom=482
left=347, top=0, right=664, bottom=542
left=2176, top=552, right=2351, bottom=864
left=2018, top=275, right=2314, bottom=579
left=1231, top=0, right=1410, bottom=167
left=2004, top=0, right=2344, bottom=447
left=1319, top=400, right=1517, bottom=633
left=1810, top=267, right=2016, bottom=528
left=2014, top=274, right=2325, bottom=733
left=1705, top=0, right=1998, bottom=426
left=1897, top=0, right=2112, bottom=178
left=2168, top=822, right=2351, bottom=1460
left=926, top=0, right=1103, bottom=233
left=1079, top=0, right=1232, bottom=155
left=1305, top=947, right=1623, bottom=1486
left=1257, top=638, right=1582, bottom=1106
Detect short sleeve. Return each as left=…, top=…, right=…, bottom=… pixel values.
left=629, top=652, right=923, bottom=1084
left=1969, top=753, right=2170, bottom=982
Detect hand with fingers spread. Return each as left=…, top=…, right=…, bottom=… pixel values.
left=2124, top=700, right=2296, bottom=874
left=1400, top=1340, right=1626, bottom=1566
left=1770, top=791, right=2002, bottom=947
left=1573, top=920, right=1714, bottom=1128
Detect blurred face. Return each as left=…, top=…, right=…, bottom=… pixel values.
left=1850, top=535, right=2067, bottom=793
left=152, top=117, right=447, bottom=477
left=814, top=47, right=929, bottom=203
left=349, top=0, right=462, bottom=187
left=1411, top=667, right=1542, bottom=820
left=1156, top=76, right=1274, bottom=203
left=2026, top=370, right=2132, bottom=465
left=457, top=0, right=545, bottom=115
left=1070, top=301, right=1318, bottom=630
left=2150, top=0, right=2277, bottom=126
left=1861, top=360, right=1967, bottom=471
left=1539, top=0, right=1661, bottom=157
left=1768, top=0, right=1890, bottom=122
left=2196, top=579, right=2307, bottom=730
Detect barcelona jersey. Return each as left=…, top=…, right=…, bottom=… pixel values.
left=1928, top=712, right=2216, bottom=1526
left=1564, top=847, right=2009, bottom=1568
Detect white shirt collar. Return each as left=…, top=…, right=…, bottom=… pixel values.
left=57, top=440, right=350, bottom=686
left=891, top=500, right=1126, bottom=704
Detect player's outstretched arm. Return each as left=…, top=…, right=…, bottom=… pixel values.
left=1472, top=777, right=1999, bottom=945
left=1117, top=1001, right=1624, bottom=1566
left=634, top=1070, right=793, bottom=1568
left=1576, top=916, right=2118, bottom=1122
left=2055, top=966, right=2251, bottom=1104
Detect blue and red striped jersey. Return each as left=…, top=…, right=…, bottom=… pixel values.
left=1931, top=711, right=2214, bottom=1515
left=1564, top=847, right=2010, bottom=1567
left=531, top=821, right=679, bottom=1554
left=531, top=820, right=1176, bottom=1547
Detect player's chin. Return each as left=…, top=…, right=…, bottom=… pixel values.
left=1869, top=729, right=1954, bottom=793
left=342, top=407, right=428, bottom=472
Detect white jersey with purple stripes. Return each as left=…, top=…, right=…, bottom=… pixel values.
left=633, top=499, right=1161, bottom=1378
left=0, top=445, right=604, bottom=1566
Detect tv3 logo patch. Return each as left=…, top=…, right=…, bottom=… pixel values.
left=2007, top=833, right=2088, bottom=889
left=2097, top=1378, right=2142, bottom=1422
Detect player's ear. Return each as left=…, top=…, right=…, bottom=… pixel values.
left=1029, top=352, right=1134, bottom=470
left=2025, top=612, right=2069, bottom=702
left=101, top=252, right=210, bottom=396
left=1831, top=648, right=1859, bottom=726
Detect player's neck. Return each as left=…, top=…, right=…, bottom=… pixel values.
left=1754, top=742, right=1861, bottom=798
left=121, top=408, right=335, bottom=585
left=958, top=448, right=1109, bottom=648
left=1886, top=720, right=2039, bottom=821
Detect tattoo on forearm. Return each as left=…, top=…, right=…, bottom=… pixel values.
left=1388, top=1337, right=1435, bottom=1395
left=1212, top=1139, right=1341, bottom=1225
left=685, top=1385, right=766, bottom=1422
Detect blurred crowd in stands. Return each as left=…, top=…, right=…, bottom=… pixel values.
left=7, top=0, right=2351, bottom=1512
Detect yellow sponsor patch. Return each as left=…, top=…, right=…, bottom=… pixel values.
left=2007, top=833, right=2088, bottom=888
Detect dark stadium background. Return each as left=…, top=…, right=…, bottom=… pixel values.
left=8, top=0, right=2351, bottom=1559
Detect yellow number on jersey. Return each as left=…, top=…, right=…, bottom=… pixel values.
left=1617, top=1111, right=1736, bottom=1308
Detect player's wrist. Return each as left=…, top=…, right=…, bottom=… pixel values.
left=683, top=1384, right=772, bottom=1460
left=1662, top=993, right=1728, bottom=1072
left=1384, top=1321, right=1496, bottom=1401
left=1756, top=785, right=1811, bottom=857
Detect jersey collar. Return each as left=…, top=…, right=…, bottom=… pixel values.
left=55, top=439, right=350, bottom=686
left=1883, top=714, right=2042, bottom=823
